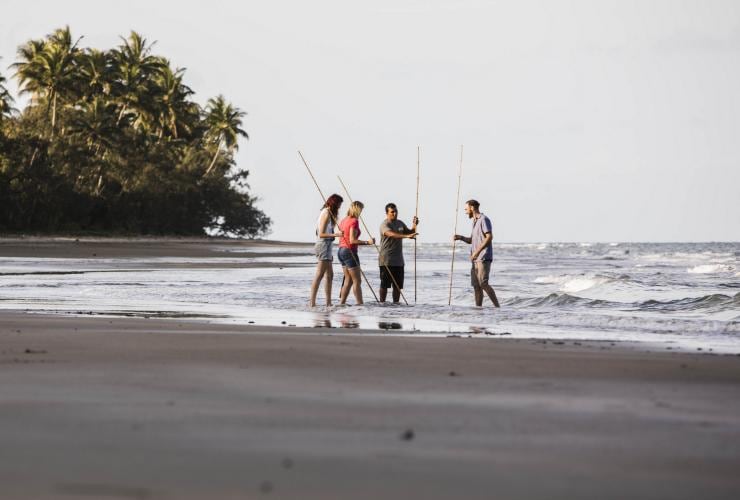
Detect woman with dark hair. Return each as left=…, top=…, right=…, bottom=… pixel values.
left=309, top=194, right=344, bottom=307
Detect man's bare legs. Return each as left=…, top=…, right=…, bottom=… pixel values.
left=309, top=261, right=333, bottom=307
left=339, top=266, right=364, bottom=305
left=473, top=284, right=500, bottom=307
left=484, top=283, right=500, bottom=307
left=473, top=286, right=483, bottom=307
left=472, top=262, right=500, bottom=307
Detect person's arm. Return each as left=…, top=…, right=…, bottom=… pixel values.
left=384, top=229, right=418, bottom=239
left=470, top=232, right=492, bottom=261
left=383, top=220, right=418, bottom=239
left=350, top=225, right=374, bottom=246
left=453, top=234, right=472, bottom=244
left=317, top=211, right=341, bottom=239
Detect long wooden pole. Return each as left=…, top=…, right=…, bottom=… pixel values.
left=448, top=145, right=464, bottom=306
left=298, top=151, right=379, bottom=303
left=414, top=146, right=420, bottom=304
left=337, top=175, right=409, bottom=306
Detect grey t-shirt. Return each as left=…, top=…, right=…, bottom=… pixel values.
left=379, top=219, right=410, bottom=266
left=470, top=213, right=493, bottom=261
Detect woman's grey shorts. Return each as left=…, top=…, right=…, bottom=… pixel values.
left=315, top=239, right=333, bottom=262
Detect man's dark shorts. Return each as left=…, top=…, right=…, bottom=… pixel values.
left=379, top=266, right=404, bottom=289
left=471, top=260, right=491, bottom=288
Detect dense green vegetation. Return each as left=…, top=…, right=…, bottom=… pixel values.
left=0, top=27, right=270, bottom=237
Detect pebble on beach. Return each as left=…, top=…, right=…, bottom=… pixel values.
left=259, top=480, right=273, bottom=494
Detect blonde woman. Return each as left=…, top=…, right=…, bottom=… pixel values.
left=309, top=194, right=343, bottom=307
left=337, top=201, right=374, bottom=305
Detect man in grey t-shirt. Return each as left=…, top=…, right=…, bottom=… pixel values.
left=454, top=199, right=500, bottom=307
left=378, top=203, right=418, bottom=303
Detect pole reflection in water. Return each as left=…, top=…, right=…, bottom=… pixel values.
left=378, top=321, right=403, bottom=330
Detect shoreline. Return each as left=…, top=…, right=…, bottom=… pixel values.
left=1, top=311, right=739, bottom=498
left=1, top=237, right=737, bottom=355
left=1, top=308, right=729, bottom=356
left=0, top=236, right=312, bottom=260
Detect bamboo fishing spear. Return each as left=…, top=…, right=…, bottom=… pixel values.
left=298, top=151, right=379, bottom=303
left=337, top=175, right=410, bottom=306
left=448, top=145, right=463, bottom=306
left=414, top=146, right=420, bottom=304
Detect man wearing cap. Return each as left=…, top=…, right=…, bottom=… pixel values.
left=454, top=199, right=500, bottom=307
left=378, top=203, right=418, bottom=303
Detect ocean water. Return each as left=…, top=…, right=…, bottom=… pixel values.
left=1, top=242, right=738, bottom=353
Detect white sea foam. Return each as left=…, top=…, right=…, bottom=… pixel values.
left=687, top=264, right=736, bottom=274
left=534, top=274, right=614, bottom=293
left=533, top=275, right=563, bottom=285
left=560, top=276, right=613, bottom=293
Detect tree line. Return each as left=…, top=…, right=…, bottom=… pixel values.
left=0, top=27, right=270, bottom=237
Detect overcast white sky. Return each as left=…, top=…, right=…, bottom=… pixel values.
left=3, top=0, right=739, bottom=242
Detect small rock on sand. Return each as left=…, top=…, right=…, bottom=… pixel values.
left=259, top=480, right=273, bottom=494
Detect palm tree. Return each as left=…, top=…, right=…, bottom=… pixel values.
left=202, top=95, right=248, bottom=177
left=0, top=62, right=16, bottom=122
left=12, top=26, right=81, bottom=136
left=110, top=31, right=166, bottom=131
left=152, top=64, right=198, bottom=140
left=67, top=96, right=120, bottom=194
left=11, top=39, right=46, bottom=103
left=76, top=48, right=114, bottom=102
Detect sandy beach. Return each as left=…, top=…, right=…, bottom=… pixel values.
left=1, top=237, right=739, bottom=499
left=3, top=0, right=739, bottom=496
left=0, top=237, right=311, bottom=268
left=1, top=311, right=739, bottom=499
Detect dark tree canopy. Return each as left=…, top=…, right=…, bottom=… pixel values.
left=0, top=27, right=271, bottom=237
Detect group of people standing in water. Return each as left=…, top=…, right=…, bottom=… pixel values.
left=309, top=195, right=499, bottom=308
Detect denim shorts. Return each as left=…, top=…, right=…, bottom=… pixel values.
left=338, top=247, right=359, bottom=268
left=314, top=239, right=333, bottom=262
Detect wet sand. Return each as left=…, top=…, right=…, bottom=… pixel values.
left=0, top=236, right=311, bottom=261
left=1, top=312, right=740, bottom=499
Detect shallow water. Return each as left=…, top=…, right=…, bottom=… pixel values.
left=1, top=242, right=738, bottom=352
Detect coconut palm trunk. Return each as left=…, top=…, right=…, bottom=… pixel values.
left=203, top=139, right=224, bottom=177
left=50, top=91, right=57, bottom=137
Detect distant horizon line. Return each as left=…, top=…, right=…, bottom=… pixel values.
left=0, top=235, right=737, bottom=245
left=270, top=238, right=739, bottom=245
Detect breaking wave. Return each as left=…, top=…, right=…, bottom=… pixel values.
left=506, top=292, right=739, bottom=313
left=533, top=273, right=634, bottom=293
left=687, top=264, right=736, bottom=274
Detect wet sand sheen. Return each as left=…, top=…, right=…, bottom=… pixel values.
left=1, top=312, right=739, bottom=499
left=0, top=236, right=312, bottom=260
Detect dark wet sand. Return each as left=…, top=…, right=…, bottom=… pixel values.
left=1, top=312, right=740, bottom=499
left=0, top=236, right=311, bottom=260
left=0, top=237, right=313, bottom=273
